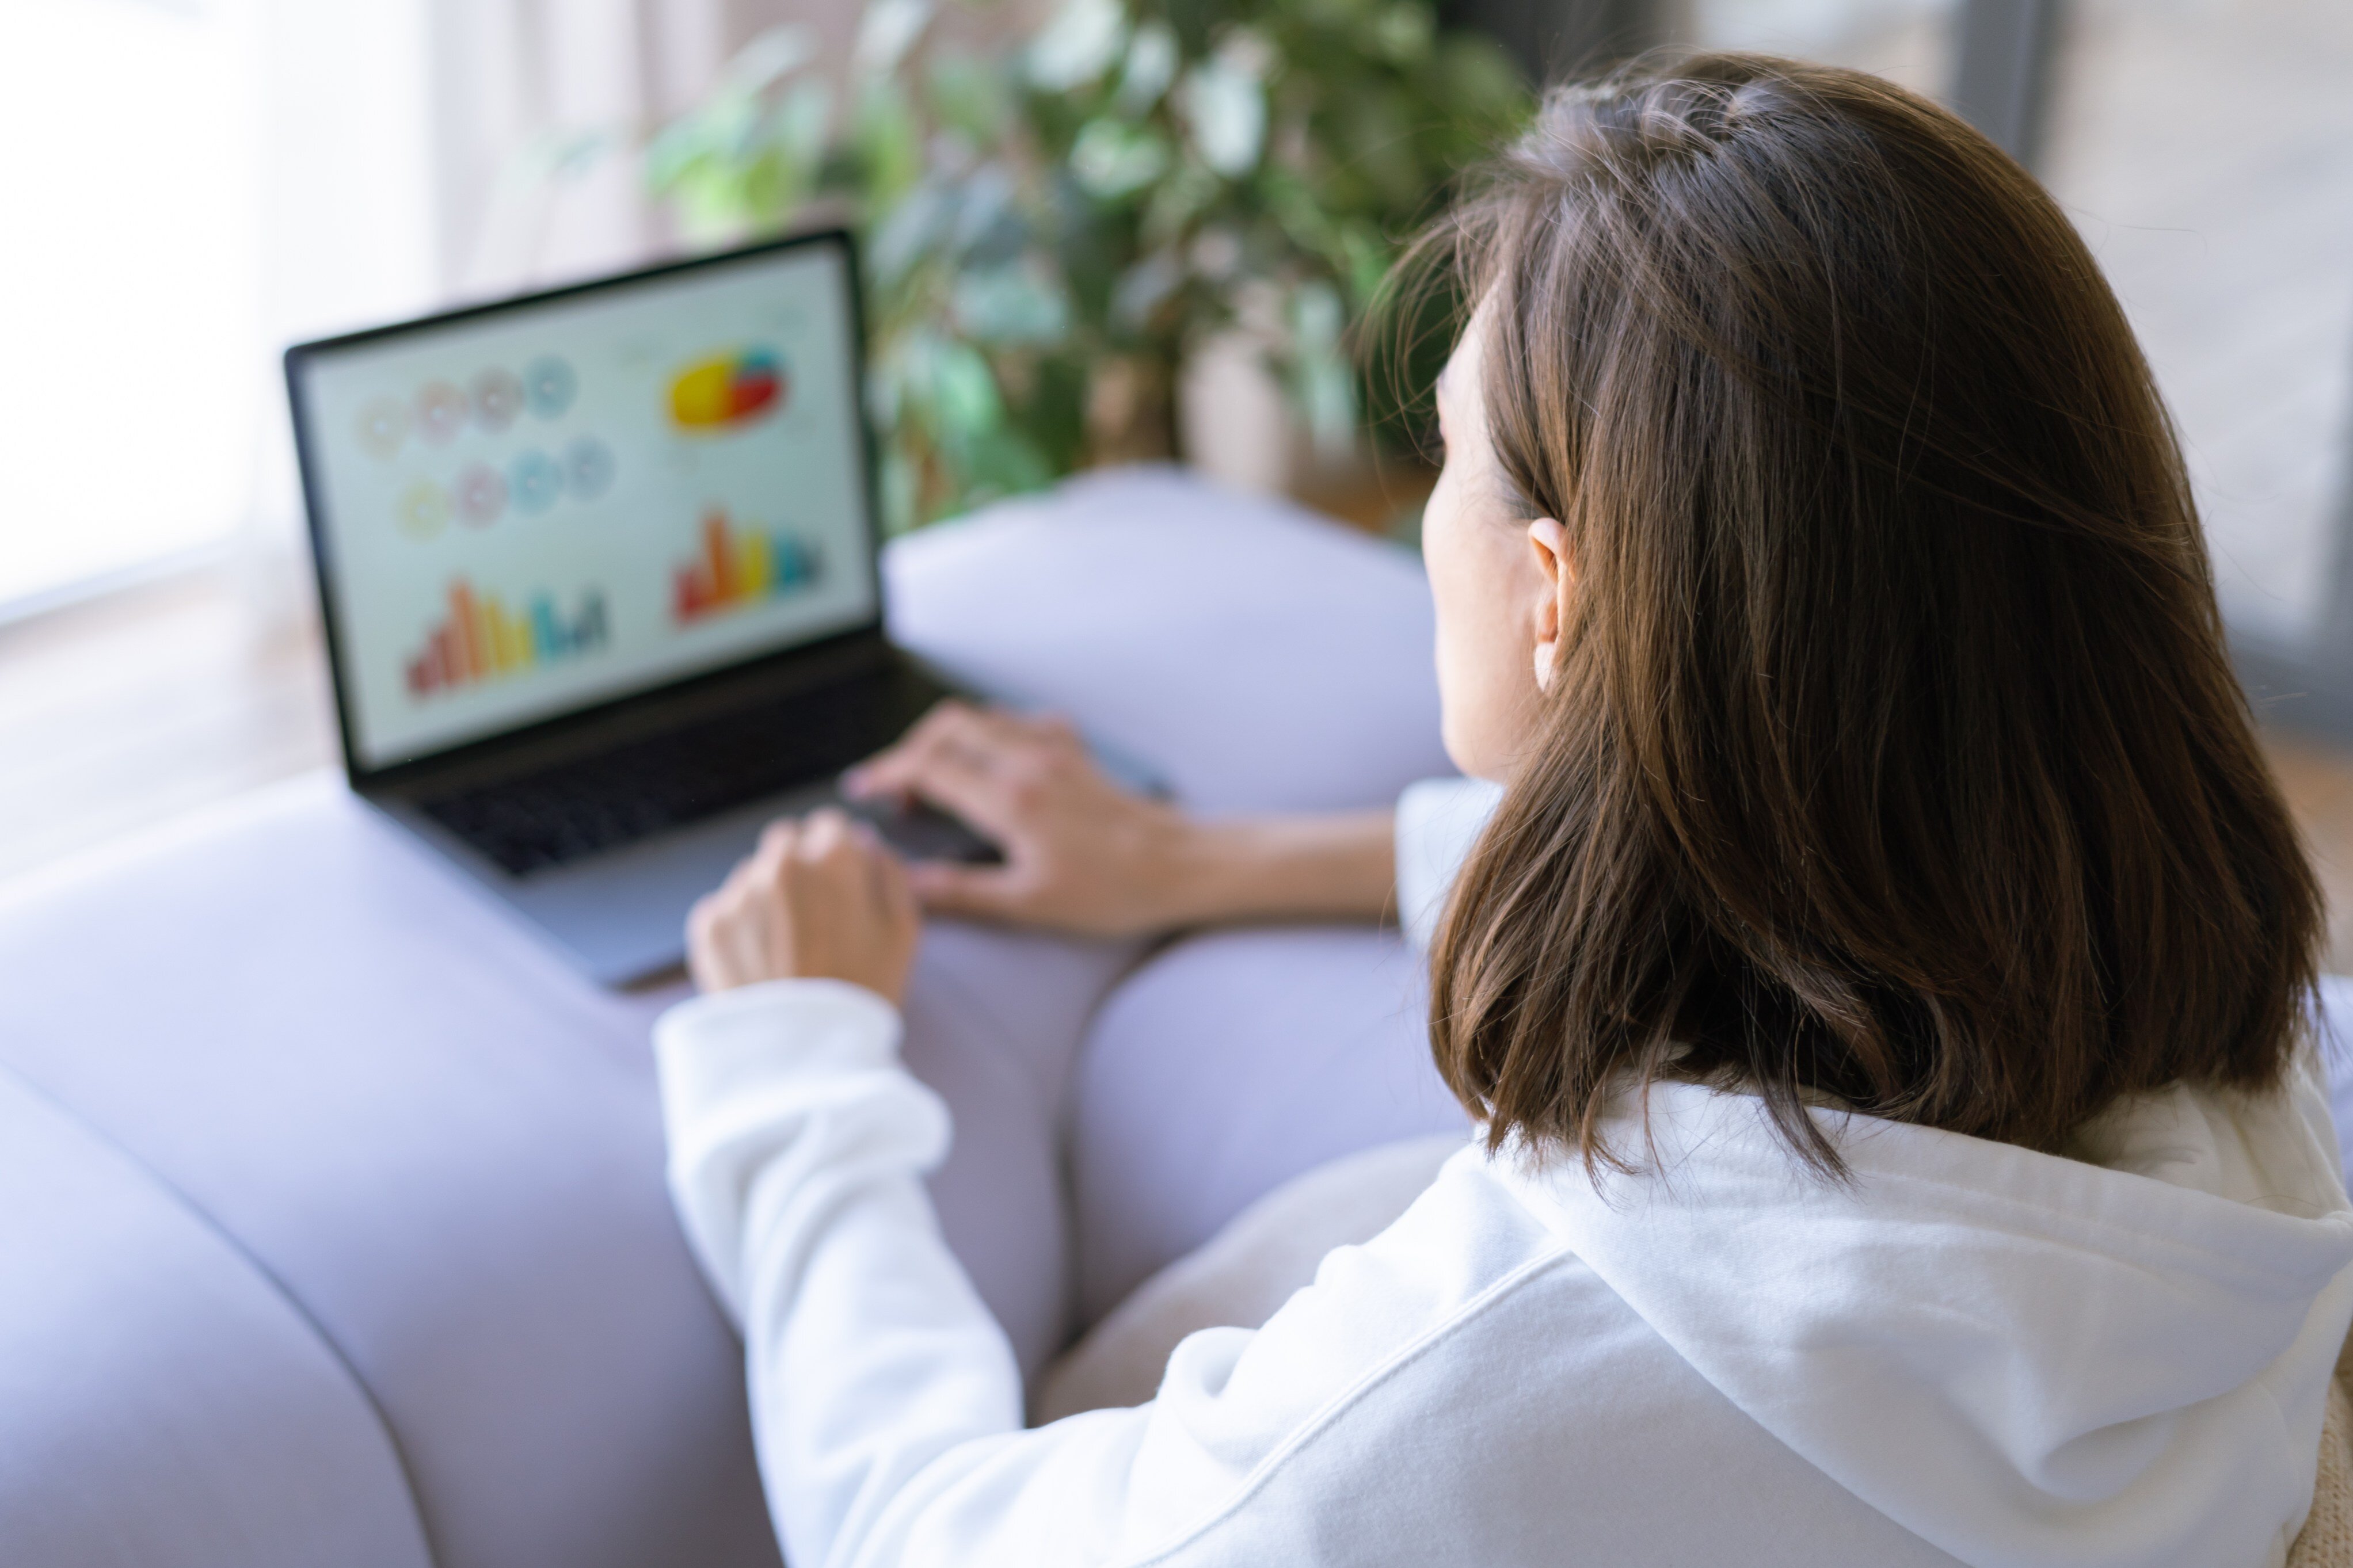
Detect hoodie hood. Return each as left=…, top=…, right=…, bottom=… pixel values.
left=1498, top=1054, right=2353, bottom=1568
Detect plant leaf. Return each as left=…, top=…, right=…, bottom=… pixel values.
left=1027, top=0, right=1126, bottom=92
left=854, top=0, right=934, bottom=78
left=1114, top=21, right=1179, bottom=115
left=1175, top=55, right=1264, bottom=178
left=954, top=263, right=1072, bottom=345
left=723, top=26, right=816, bottom=94
left=1070, top=119, right=1170, bottom=199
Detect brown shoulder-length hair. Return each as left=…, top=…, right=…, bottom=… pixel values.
left=1421, top=54, right=2321, bottom=1174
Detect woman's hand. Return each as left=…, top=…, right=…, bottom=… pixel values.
left=687, top=808, right=920, bottom=1002
left=842, top=701, right=1200, bottom=937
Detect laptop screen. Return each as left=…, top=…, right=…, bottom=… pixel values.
left=290, top=235, right=879, bottom=773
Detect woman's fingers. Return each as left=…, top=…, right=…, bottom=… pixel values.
left=844, top=701, right=1077, bottom=803
left=904, top=858, right=1031, bottom=921
left=686, top=892, right=727, bottom=991
left=833, top=700, right=1194, bottom=937
left=842, top=700, right=980, bottom=798
left=682, top=808, right=921, bottom=1001
left=797, top=806, right=852, bottom=860
left=848, top=706, right=1058, bottom=845
left=849, top=818, right=919, bottom=928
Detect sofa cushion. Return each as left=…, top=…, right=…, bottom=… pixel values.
left=886, top=465, right=1453, bottom=813
left=0, top=468, right=1453, bottom=1567
left=0, top=1066, right=431, bottom=1568
left=0, top=789, right=781, bottom=1568
left=1067, top=925, right=1469, bottom=1326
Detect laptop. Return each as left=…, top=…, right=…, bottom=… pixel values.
left=286, top=230, right=999, bottom=985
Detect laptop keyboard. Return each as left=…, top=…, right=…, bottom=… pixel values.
left=419, top=664, right=939, bottom=876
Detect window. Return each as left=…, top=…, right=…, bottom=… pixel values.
left=1683, top=0, right=1958, bottom=98
left=0, top=0, right=451, bottom=618
left=0, top=0, right=261, bottom=608
left=2040, top=0, right=2353, bottom=644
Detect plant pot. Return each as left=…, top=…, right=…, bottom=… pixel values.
left=1084, top=354, right=1178, bottom=467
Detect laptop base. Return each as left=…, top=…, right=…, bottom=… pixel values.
left=376, top=772, right=997, bottom=987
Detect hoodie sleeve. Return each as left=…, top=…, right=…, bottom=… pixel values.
left=661, top=980, right=1220, bottom=1568
left=657, top=978, right=1577, bottom=1568
left=657, top=979, right=1037, bottom=1565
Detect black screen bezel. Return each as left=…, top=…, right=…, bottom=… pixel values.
left=283, top=227, right=885, bottom=791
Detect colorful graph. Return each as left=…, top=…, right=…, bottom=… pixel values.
left=404, top=579, right=609, bottom=698
left=669, top=348, right=785, bottom=432
left=673, top=506, right=820, bottom=623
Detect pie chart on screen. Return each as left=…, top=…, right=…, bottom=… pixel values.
left=669, top=348, right=787, bottom=433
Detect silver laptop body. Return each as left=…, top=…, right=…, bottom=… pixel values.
left=286, top=231, right=985, bottom=985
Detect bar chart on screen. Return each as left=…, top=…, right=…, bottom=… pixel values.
left=403, top=579, right=610, bottom=698
left=672, top=506, right=822, bottom=625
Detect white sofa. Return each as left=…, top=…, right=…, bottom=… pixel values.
left=0, top=470, right=1462, bottom=1568
left=5, top=467, right=2348, bottom=1567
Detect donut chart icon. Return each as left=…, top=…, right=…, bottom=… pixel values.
left=361, top=354, right=585, bottom=462
left=416, top=381, right=468, bottom=443
left=669, top=348, right=785, bottom=432
left=526, top=356, right=578, bottom=419
left=398, top=480, right=451, bottom=539
left=358, top=397, right=408, bottom=458
left=509, top=449, right=563, bottom=513
left=472, top=367, right=524, bottom=432
left=565, top=436, right=615, bottom=499
left=456, top=463, right=507, bottom=527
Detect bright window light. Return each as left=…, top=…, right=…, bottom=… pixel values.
left=0, top=0, right=263, bottom=608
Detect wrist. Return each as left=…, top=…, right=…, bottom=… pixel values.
left=1155, top=817, right=1261, bottom=929
left=1152, top=811, right=1396, bottom=929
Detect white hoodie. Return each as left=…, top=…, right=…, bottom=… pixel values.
left=657, top=785, right=2353, bottom=1568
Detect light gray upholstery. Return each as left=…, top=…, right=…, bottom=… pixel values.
left=0, top=1066, right=431, bottom=1568
left=885, top=467, right=1454, bottom=815
left=0, top=469, right=1456, bottom=1567
left=0, top=788, right=780, bottom=1568
left=1069, top=926, right=1466, bottom=1327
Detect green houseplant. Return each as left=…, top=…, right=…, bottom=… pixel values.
left=648, top=0, right=1528, bottom=530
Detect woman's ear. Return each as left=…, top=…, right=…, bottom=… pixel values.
left=1527, top=517, right=1573, bottom=692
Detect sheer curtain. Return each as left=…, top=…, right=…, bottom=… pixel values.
left=0, top=0, right=850, bottom=624
left=429, top=0, right=726, bottom=303
left=241, top=0, right=740, bottom=620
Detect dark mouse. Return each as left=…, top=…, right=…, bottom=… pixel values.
left=839, top=794, right=1004, bottom=865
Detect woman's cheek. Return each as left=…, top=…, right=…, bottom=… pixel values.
left=1435, top=629, right=1480, bottom=776
left=1430, top=571, right=1510, bottom=779
left=1436, top=621, right=1522, bottom=780
left=1425, top=505, right=1484, bottom=775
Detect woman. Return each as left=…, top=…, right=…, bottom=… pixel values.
left=661, top=55, right=2353, bottom=1566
